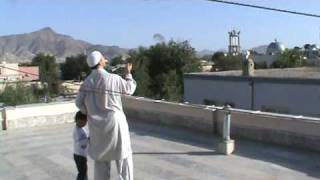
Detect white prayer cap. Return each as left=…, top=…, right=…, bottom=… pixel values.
left=87, top=51, right=102, bottom=67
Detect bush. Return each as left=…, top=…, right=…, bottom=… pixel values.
left=0, top=82, right=41, bottom=106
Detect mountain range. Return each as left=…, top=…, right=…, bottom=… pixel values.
left=0, top=27, right=269, bottom=63
left=0, top=27, right=128, bottom=63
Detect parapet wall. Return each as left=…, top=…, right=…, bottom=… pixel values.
left=123, top=96, right=320, bottom=152
left=215, top=109, right=320, bottom=152
left=1, top=96, right=320, bottom=152
left=122, top=97, right=214, bottom=133
left=1, top=102, right=78, bottom=129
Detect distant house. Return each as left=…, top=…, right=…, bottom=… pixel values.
left=19, top=66, right=39, bottom=81
left=184, top=67, right=320, bottom=117
left=0, top=62, right=39, bottom=82
left=0, top=63, right=20, bottom=82
left=199, top=60, right=214, bottom=72
left=254, top=40, right=320, bottom=67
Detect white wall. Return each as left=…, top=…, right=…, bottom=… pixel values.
left=184, top=78, right=251, bottom=109
left=184, top=77, right=320, bottom=117
left=3, top=101, right=78, bottom=129
left=254, top=82, right=320, bottom=117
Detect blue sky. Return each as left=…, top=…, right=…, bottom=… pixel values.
left=1, top=0, right=320, bottom=51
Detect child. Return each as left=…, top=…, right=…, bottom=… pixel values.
left=73, top=111, right=89, bottom=180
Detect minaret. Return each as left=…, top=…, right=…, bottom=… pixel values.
left=228, top=30, right=241, bottom=56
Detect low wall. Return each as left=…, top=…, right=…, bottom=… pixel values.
left=123, top=97, right=215, bottom=133
left=2, top=101, right=78, bottom=130
left=215, top=109, right=320, bottom=151
left=123, top=96, right=320, bottom=152
left=2, top=96, right=320, bottom=152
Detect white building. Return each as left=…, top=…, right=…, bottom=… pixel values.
left=0, top=62, right=21, bottom=82
left=254, top=40, right=285, bottom=67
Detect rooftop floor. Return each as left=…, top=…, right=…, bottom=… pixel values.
left=1, top=121, right=320, bottom=180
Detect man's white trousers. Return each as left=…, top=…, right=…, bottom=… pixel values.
left=94, top=154, right=133, bottom=180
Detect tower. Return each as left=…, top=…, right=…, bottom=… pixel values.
left=228, top=30, right=241, bottom=56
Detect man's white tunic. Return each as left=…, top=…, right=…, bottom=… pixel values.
left=76, top=69, right=136, bottom=161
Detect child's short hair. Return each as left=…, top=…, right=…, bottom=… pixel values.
left=75, top=111, right=87, bottom=123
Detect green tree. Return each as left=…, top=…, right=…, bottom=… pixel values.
left=129, top=49, right=153, bottom=97
left=255, top=61, right=268, bottom=69
left=162, top=70, right=182, bottom=101
left=110, top=55, right=124, bottom=66
left=60, top=54, right=90, bottom=80
left=211, top=52, right=242, bottom=71
left=32, top=53, right=60, bottom=95
left=131, top=40, right=200, bottom=101
left=271, top=49, right=308, bottom=68
left=0, top=82, right=40, bottom=106
left=211, top=51, right=225, bottom=62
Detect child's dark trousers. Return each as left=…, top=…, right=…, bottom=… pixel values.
left=74, top=154, right=88, bottom=180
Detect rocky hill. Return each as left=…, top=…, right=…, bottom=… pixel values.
left=0, top=27, right=128, bottom=63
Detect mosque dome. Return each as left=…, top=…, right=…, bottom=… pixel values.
left=266, top=40, right=285, bottom=55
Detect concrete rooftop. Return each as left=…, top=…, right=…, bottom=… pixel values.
left=1, top=121, right=320, bottom=180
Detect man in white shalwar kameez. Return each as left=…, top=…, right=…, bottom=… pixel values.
left=76, top=51, right=136, bottom=180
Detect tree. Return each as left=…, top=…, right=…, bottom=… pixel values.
left=32, top=53, right=60, bottom=95
left=110, top=56, right=124, bottom=66
left=255, top=61, right=268, bottom=69
left=271, top=49, right=308, bottom=68
left=211, top=51, right=225, bottom=62
left=128, top=49, right=153, bottom=98
left=211, top=52, right=242, bottom=71
left=60, top=54, right=90, bottom=80
left=162, top=70, right=182, bottom=101
left=131, top=40, right=201, bottom=101
left=0, top=82, right=40, bottom=106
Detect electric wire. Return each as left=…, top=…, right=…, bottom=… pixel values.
left=207, top=0, right=320, bottom=18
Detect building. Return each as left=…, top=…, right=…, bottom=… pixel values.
left=0, top=62, right=20, bottom=82
left=266, top=39, right=285, bottom=55
left=254, top=40, right=320, bottom=67
left=199, top=60, right=214, bottom=72
left=19, top=66, right=39, bottom=81
left=0, top=62, right=39, bottom=82
left=254, top=39, right=285, bottom=67
left=184, top=67, right=320, bottom=117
